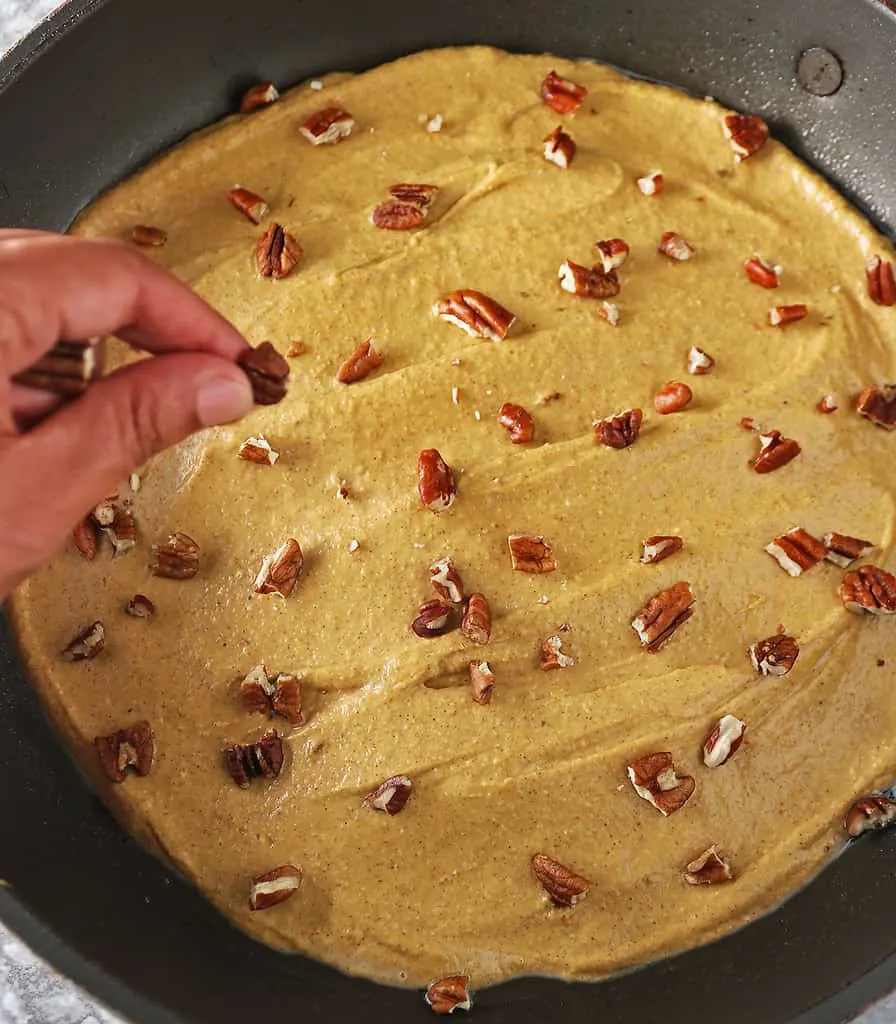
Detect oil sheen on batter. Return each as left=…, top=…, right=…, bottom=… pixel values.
left=10, top=47, right=896, bottom=989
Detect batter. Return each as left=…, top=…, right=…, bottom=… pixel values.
left=10, top=47, right=896, bottom=991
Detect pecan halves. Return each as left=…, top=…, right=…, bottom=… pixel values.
left=13, top=338, right=101, bottom=397
left=238, top=342, right=290, bottom=405
left=540, top=70, right=587, bottom=114
left=839, top=564, right=896, bottom=615
left=558, top=259, right=620, bottom=298
left=856, top=384, right=896, bottom=429
left=249, top=865, right=301, bottom=910
left=752, top=430, right=801, bottom=473
left=722, top=113, right=769, bottom=159
left=299, top=105, right=355, bottom=144
left=498, top=402, right=535, bottom=443
left=239, top=81, right=279, bottom=113
left=227, top=186, right=269, bottom=224
left=843, top=794, right=896, bottom=837
left=418, top=448, right=457, bottom=512
left=508, top=533, right=557, bottom=573
left=364, top=775, right=413, bottom=815
left=531, top=853, right=589, bottom=906
left=254, top=538, right=303, bottom=598
left=61, top=621, right=105, bottom=661
left=684, top=846, right=734, bottom=885
left=425, top=976, right=472, bottom=1015
left=430, top=556, right=464, bottom=604
left=461, top=593, right=492, bottom=644
left=224, top=729, right=284, bottom=788
left=94, top=720, right=154, bottom=783
left=151, top=532, right=199, bottom=579
left=543, top=125, right=576, bottom=168
left=594, top=408, right=643, bottom=449
left=640, top=535, right=683, bottom=564
left=866, top=256, right=895, bottom=306
left=469, top=660, right=495, bottom=705
left=433, top=290, right=517, bottom=341
left=255, top=223, right=302, bottom=279
left=765, top=527, right=826, bottom=576
left=336, top=338, right=384, bottom=383
left=627, top=752, right=695, bottom=815
left=372, top=183, right=439, bottom=230
left=823, top=533, right=875, bottom=568
left=412, top=598, right=456, bottom=638
left=749, top=631, right=799, bottom=676
left=631, top=581, right=695, bottom=653
left=240, top=664, right=304, bottom=725
left=703, top=715, right=746, bottom=767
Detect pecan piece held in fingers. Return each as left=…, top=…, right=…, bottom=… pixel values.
left=238, top=341, right=290, bottom=405
left=131, top=225, right=167, bottom=247
left=658, top=232, right=695, bottom=261
left=249, top=865, right=301, bottom=910
left=425, top=975, right=472, bottom=1015
left=723, top=113, right=769, bottom=159
left=866, top=255, right=896, bottom=306
left=94, top=720, right=154, bottom=783
left=594, top=408, right=642, bottom=449
left=461, top=593, right=492, bottom=645
left=151, top=532, right=199, bottom=579
left=13, top=339, right=100, bottom=397
left=224, top=729, right=284, bottom=788
left=508, top=533, right=557, bottom=573
left=543, top=125, right=576, bottom=168
left=299, top=105, right=354, bottom=144
left=749, top=631, right=799, bottom=676
left=631, top=581, right=695, bottom=653
left=558, top=259, right=620, bottom=298
left=839, top=565, right=896, bottom=615
left=239, top=81, right=279, bottom=113
left=843, top=794, right=896, bottom=837
left=412, top=598, right=456, bottom=638
left=125, top=594, right=156, bottom=619
left=469, top=660, right=495, bottom=705
left=531, top=853, right=589, bottom=906
left=684, top=846, right=734, bottom=885
left=765, top=527, right=826, bottom=576
left=61, top=621, right=105, bottom=661
left=498, top=402, right=535, bottom=443
left=856, top=384, right=896, bottom=429
left=434, top=289, right=517, bottom=341
left=364, top=775, right=412, bottom=815
left=255, top=223, right=302, bottom=279
left=823, top=533, right=875, bottom=568
left=540, top=70, right=587, bottom=114
left=540, top=633, right=574, bottom=670
left=430, top=556, right=464, bottom=604
left=640, top=535, right=683, bottom=564
left=238, top=435, right=280, bottom=465
left=703, top=715, right=746, bottom=767
left=418, top=449, right=457, bottom=512
left=654, top=381, right=692, bottom=414
left=626, top=752, right=696, bottom=815
left=752, top=430, right=801, bottom=473
left=227, top=186, right=269, bottom=224
left=336, top=338, right=384, bottom=383
left=254, top=538, right=303, bottom=598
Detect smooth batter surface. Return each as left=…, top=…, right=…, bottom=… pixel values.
left=10, top=47, right=896, bottom=988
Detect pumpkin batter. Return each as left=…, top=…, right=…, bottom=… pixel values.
left=10, top=46, right=896, bottom=989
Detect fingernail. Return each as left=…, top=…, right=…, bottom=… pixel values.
left=196, top=372, right=254, bottom=427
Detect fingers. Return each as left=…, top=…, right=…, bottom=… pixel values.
left=0, top=233, right=249, bottom=377
left=0, top=351, right=253, bottom=589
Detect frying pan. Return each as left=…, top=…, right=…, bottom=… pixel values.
left=1, top=0, right=895, bottom=1021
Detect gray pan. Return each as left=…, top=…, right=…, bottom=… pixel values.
left=0, top=0, right=895, bottom=1021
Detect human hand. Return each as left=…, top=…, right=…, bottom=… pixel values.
left=0, top=230, right=255, bottom=599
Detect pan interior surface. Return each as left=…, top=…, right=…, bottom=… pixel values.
left=0, top=1, right=895, bottom=1023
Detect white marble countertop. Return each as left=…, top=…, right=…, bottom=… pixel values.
left=0, top=2, right=894, bottom=1021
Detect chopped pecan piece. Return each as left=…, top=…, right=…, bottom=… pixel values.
left=425, top=976, right=472, bottom=1015
left=72, top=517, right=100, bottom=561
left=543, top=125, right=576, bottom=168
left=626, top=752, right=695, bottom=815
left=94, top=720, right=154, bottom=783
left=227, top=186, right=269, bottom=224
left=839, top=564, right=896, bottom=615
left=594, top=408, right=642, bottom=449
left=13, top=339, right=100, bottom=397
left=558, top=259, right=620, bottom=299
left=508, top=533, right=557, bottom=573
left=61, top=621, right=105, bottom=661
left=723, top=113, right=769, bottom=159
left=768, top=304, right=808, bottom=326
left=531, top=853, right=589, bottom=906
left=430, top=556, right=464, bottom=604
left=703, top=715, right=746, bottom=767
left=125, top=594, right=155, bottom=619
left=249, top=865, right=301, bottom=910
left=684, top=846, right=734, bottom=885
left=255, top=223, right=302, bottom=279
left=843, top=794, right=896, bottom=837
left=749, top=631, right=799, bottom=676
left=640, top=535, right=683, bottom=564
left=497, top=402, right=535, bottom=444
left=540, top=634, right=574, bottom=670
left=469, top=660, right=495, bottom=705
left=687, top=346, right=714, bottom=375
left=131, top=224, right=167, bottom=247
left=239, top=81, right=279, bottom=113
left=856, top=384, right=896, bottom=429
left=412, top=598, right=456, bottom=638
left=765, top=527, right=826, bottom=576
left=418, top=448, right=457, bottom=512
left=223, top=729, right=283, bottom=788
left=654, top=381, right=693, bottom=414
left=744, top=254, right=780, bottom=288
left=254, top=538, right=303, bottom=598
left=595, top=238, right=630, bottom=273
left=817, top=394, right=838, bottom=414
left=540, top=70, right=586, bottom=114
left=632, top=581, right=695, bottom=653
left=151, top=532, right=199, bottom=579
left=238, top=435, right=280, bottom=465
left=372, top=183, right=439, bottom=230
left=636, top=170, right=663, bottom=196
left=238, top=341, right=290, bottom=405
left=752, top=429, right=801, bottom=473
left=299, top=105, right=354, bottom=144
left=433, top=290, right=516, bottom=341
left=866, top=255, right=896, bottom=306
left=658, top=232, right=696, bottom=261
left=336, top=338, right=384, bottom=383
left=240, top=665, right=304, bottom=725
left=364, top=775, right=412, bottom=815
left=824, top=532, right=875, bottom=568
left=286, top=340, right=306, bottom=358
left=461, top=593, right=492, bottom=645
left=599, top=300, right=620, bottom=326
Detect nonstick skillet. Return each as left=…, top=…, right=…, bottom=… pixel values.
left=1, top=1, right=895, bottom=1021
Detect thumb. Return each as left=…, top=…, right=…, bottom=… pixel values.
left=0, top=352, right=253, bottom=580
